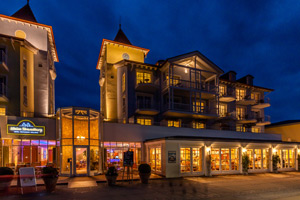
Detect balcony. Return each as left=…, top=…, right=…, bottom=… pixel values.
left=162, top=103, right=218, bottom=119
left=256, top=115, right=271, bottom=126
left=135, top=79, right=159, bottom=93
left=0, top=50, right=9, bottom=73
left=135, top=102, right=159, bottom=115
left=236, top=95, right=256, bottom=106
left=0, top=82, right=8, bottom=102
left=162, top=78, right=217, bottom=93
left=219, top=90, right=235, bottom=102
left=252, top=98, right=271, bottom=109
left=236, top=113, right=257, bottom=124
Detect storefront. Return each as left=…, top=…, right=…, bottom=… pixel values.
left=57, top=107, right=101, bottom=176
left=0, top=116, right=57, bottom=171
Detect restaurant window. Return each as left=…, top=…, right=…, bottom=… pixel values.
left=180, top=147, right=202, bottom=173
left=149, top=147, right=161, bottom=172
left=231, top=149, right=239, bottom=170
left=280, top=149, right=295, bottom=168
left=137, top=118, right=152, bottom=126
left=219, top=85, right=226, bottom=96
left=180, top=148, right=190, bottom=173
left=254, top=149, right=262, bottom=169
left=221, top=148, right=230, bottom=171
left=122, top=73, right=125, bottom=92
left=236, top=88, right=245, bottom=101
left=211, top=148, right=239, bottom=172
left=193, top=121, right=205, bottom=129
left=219, top=104, right=227, bottom=117
left=168, top=120, right=180, bottom=127
left=136, top=71, right=151, bottom=84
left=263, top=149, right=269, bottom=169
left=211, top=148, right=220, bottom=171
left=0, top=107, right=6, bottom=115
left=247, top=148, right=270, bottom=170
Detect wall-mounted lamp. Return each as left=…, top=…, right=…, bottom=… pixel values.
left=206, top=147, right=211, bottom=153
left=272, top=148, right=277, bottom=154
left=185, top=68, right=188, bottom=74
left=242, top=148, right=247, bottom=153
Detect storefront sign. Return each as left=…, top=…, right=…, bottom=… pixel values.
left=19, top=167, right=37, bottom=191
left=168, top=151, right=176, bottom=163
left=73, top=108, right=89, bottom=116
left=123, top=151, right=134, bottom=166
left=7, top=120, right=45, bottom=136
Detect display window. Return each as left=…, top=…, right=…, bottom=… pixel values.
left=180, top=147, right=202, bottom=173
left=247, top=148, right=269, bottom=170
left=277, top=149, right=295, bottom=169
left=149, top=147, right=161, bottom=172
left=211, top=147, right=239, bottom=172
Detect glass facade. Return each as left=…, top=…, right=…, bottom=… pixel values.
left=247, top=148, right=269, bottom=170
left=180, top=147, right=202, bottom=173
left=277, top=149, right=295, bottom=169
left=211, top=148, right=239, bottom=172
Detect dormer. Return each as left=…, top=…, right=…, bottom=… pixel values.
left=220, top=71, right=237, bottom=82
left=237, top=75, right=254, bottom=86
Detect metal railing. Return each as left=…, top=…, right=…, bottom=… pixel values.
left=256, top=97, right=270, bottom=104
left=236, top=112, right=256, bottom=121
left=162, top=78, right=217, bottom=92
left=136, top=78, right=160, bottom=87
left=136, top=101, right=157, bottom=110
left=219, top=88, right=235, bottom=97
left=163, top=103, right=218, bottom=115
left=257, top=115, right=271, bottom=123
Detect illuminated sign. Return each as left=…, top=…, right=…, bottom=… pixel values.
left=7, top=120, right=45, bottom=136
left=73, top=109, right=89, bottom=116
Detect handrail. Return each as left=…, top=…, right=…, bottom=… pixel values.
left=162, top=78, right=217, bottom=92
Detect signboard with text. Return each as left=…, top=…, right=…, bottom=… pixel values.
left=7, top=120, right=45, bottom=136
left=123, top=151, right=134, bottom=167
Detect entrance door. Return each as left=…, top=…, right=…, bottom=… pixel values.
left=74, top=146, right=89, bottom=176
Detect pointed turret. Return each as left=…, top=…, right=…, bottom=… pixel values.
left=11, top=2, right=37, bottom=23
left=114, top=25, right=132, bottom=45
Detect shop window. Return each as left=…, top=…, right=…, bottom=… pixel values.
left=212, top=148, right=239, bottom=172
left=137, top=118, right=152, bottom=125
left=254, top=149, right=262, bottom=169
left=192, top=148, right=202, bottom=172
left=149, top=147, right=161, bottom=172
left=231, top=149, right=239, bottom=170
left=180, top=148, right=191, bottom=173
left=247, top=149, right=254, bottom=169
left=168, top=120, right=180, bottom=127
left=263, top=149, right=269, bottom=169
left=221, top=148, right=230, bottom=171
left=280, top=149, right=295, bottom=168
left=211, top=148, right=220, bottom=171
left=193, top=121, right=205, bottom=129
left=0, top=107, right=6, bottom=115
left=136, top=71, right=151, bottom=84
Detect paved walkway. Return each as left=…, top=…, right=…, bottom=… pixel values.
left=3, top=172, right=300, bottom=199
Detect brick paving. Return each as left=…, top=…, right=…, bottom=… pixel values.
left=2, top=172, right=300, bottom=200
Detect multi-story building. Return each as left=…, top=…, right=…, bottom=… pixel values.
left=98, top=28, right=272, bottom=134
left=0, top=3, right=58, bottom=168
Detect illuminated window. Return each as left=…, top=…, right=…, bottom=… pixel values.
left=219, top=104, right=227, bottom=117
left=193, top=121, right=205, bottom=129
left=251, top=127, right=261, bottom=133
left=166, top=75, right=180, bottom=86
left=236, top=107, right=245, bottom=120
left=0, top=107, right=6, bottom=115
left=122, top=73, right=125, bottom=92
left=236, top=125, right=246, bottom=132
left=136, top=71, right=151, bottom=84
left=236, top=88, right=245, bottom=101
left=251, top=93, right=260, bottom=102
left=137, top=118, right=152, bottom=126
left=219, top=85, right=226, bottom=96
left=150, top=147, right=161, bottom=172
left=193, top=101, right=204, bottom=113
left=180, top=148, right=191, bottom=173
left=168, top=120, right=180, bottom=127
left=23, top=59, right=27, bottom=79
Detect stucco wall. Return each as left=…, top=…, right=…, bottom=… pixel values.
left=266, top=123, right=300, bottom=142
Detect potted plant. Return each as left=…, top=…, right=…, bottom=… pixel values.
left=138, top=164, right=151, bottom=184
left=206, top=154, right=212, bottom=177
left=272, top=154, right=280, bottom=173
left=242, top=153, right=250, bottom=175
left=105, top=166, right=118, bottom=186
left=42, top=166, right=59, bottom=193
left=0, top=167, right=14, bottom=192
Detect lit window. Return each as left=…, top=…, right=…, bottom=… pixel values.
left=168, top=120, right=180, bottom=127
left=251, top=93, right=260, bottom=102
left=252, top=127, right=261, bottom=133
left=193, top=121, right=205, bottom=129
left=219, top=85, right=226, bottom=96
left=236, top=107, right=245, bottom=120
left=0, top=107, right=6, bottom=115
left=218, top=104, right=227, bottom=117
left=136, top=72, right=151, bottom=84
left=236, top=88, right=245, bottom=101
left=122, top=73, right=125, bottom=92
left=236, top=125, right=246, bottom=132
left=193, top=101, right=204, bottom=113
left=137, top=118, right=152, bottom=126
left=166, top=75, right=180, bottom=86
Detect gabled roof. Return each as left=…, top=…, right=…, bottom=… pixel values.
left=114, top=27, right=132, bottom=45
left=11, top=3, right=37, bottom=23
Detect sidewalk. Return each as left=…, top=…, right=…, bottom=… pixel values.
left=10, top=173, right=163, bottom=187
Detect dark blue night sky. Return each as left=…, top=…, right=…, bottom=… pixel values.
left=2, top=0, right=300, bottom=123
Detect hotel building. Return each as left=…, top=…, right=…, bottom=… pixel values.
left=0, top=3, right=299, bottom=178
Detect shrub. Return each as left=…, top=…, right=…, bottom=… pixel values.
left=42, top=167, right=59, bottom=178
left=242, top=153, right=250, bottom=173
left=0, top=167, right=14, bottom=176
left=272, top=154, right=280, bottom=171
left=106, top=166, right=118, bottom=176
left=138, top=164, right=151, bottom=174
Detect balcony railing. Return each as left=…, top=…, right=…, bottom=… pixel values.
left=0, top=82, right=7, bottom=96
left=136, top=102, right=157, bottom=110
left=162, top=79, right=217, bottom=93
left=164, top=103, right=217, bottom=115
left=236, top=112, right=256, bottom=121
left=256, top=97, right=270, bottom=104
left=136, top=78, right=159, bottom=86
left=257, top=115, right=271, bottom=123
left=220, top=88, right=235, bottom=97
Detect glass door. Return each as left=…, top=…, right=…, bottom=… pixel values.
left=74, top=146, right=89, bottom=176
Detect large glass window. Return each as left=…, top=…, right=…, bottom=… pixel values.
left=211, top=148, right=239, bottom=172
left=221, top=149, right=230, bottom=171
left=254, top=149, right=262, bottom=169
left=231, top=149, right=239, bottom=170
left=211, top=148, right=220, bottom=171
left=180, top=147, right=202, bottom=173
left=280, top=149, right=295, bottom=168
left=236, top=88, right=245, bottom=101
left=263, top=149, right=269, bottom=169
left=247, top=148, right=270, bottom=170
left=149, top=147, right=161, bottom=172
left=180, top=148, right=191, bottom=173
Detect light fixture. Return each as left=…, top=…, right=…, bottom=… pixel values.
left=242, top=148, right=247, bottom=153
left=272, top=148, right=277, bottom=154
left=206, top=146, right=211, bottom=153
left=185, top=68, right=188, bottom=74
